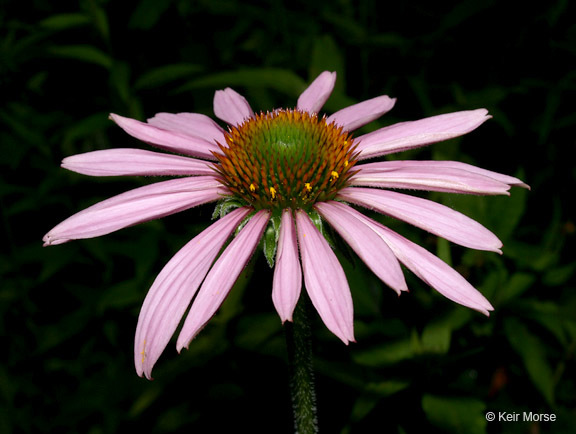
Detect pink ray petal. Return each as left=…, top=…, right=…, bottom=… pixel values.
left=338, top=187, right=502, bottom=252
left=370, top=222, right=494, bottom=314
left=295, top=210, right=355, bottom=344
left=213, top=87, right=254, bottom=126
left=43, top=176, right=224, bottom=246
left=355, top=109, right=491, bottom=160
left=296, top=71, right=336, bottom=114
left=351, top=161, right=512, bottom=195
left=177, top=210, right=270, bottom=350
left=135, top=207, right=251, bottom=379
left=62, top=149, right=216, bottom=177
left=147, top=112, right=227, bottom=144
left=327, top=95, right=396, bottom=131
left=272, top=209, right=302, bottom=323
left=357, top=160, right=529, bottom=189
left=315, top=201, right=408, bottom=294
left=110, top=114, right=219, bottom=160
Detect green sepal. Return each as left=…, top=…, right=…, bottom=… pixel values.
left=307, top=208, right=356, bottom=265
left=235, top=212, right=254, bottom=236
left=212, top=197, right=245, bottom=220
left=307, top=209, right=335, bottom=249
left=263, top=214, right=282, bottom=267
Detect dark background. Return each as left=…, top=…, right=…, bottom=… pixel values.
left=1, top=1, right=575, bottom=433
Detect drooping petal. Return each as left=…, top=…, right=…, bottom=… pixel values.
left=338, top=187, right=502, bottom=252
left=327, top=95, right=396, bottom=131
left=177, top=210, right=270, bottom=350
left=110, top=114, right=219, bottom=160
left=296, top=71, right=336, bottom=114
left=43, top=176, right=224, bottom=246
left=315, top=201, right=408, bottom=294
left=356, top=160, right=529, bottom=190
left=369, top=222, right=494, bottom=315
left=272, top=209, right=302, bottom=322
left=351, top=161, right=512, bottom=195
left=147, top=112, right=227, bottom=144
left=295, top=210, right=355, bottom=343
left=135, top=207, right=251, bottom=379
left=213, top=87, right=254, bottom=126
left=355, top=109, right=491, bottom=160
left=62, top=149, right=216, bottom=177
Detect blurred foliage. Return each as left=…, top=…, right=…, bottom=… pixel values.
left=1, top=0, right=575, bottom=433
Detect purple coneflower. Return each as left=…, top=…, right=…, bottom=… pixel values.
left=44, top=71, right=528, bottom=379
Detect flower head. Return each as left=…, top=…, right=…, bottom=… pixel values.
left=44, top=71, right=528, bottom=379
left=213, top=109, right=358, bottom=210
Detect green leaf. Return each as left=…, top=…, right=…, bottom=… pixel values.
left=472, top=260, right=507, bottom=301
left=84, top=0, right=110, bottom=41
left=420, top=309, right=471, bottom=354
left=504, top=239, right=559, bottom=271
left=543, top=262, right=576, bottom=287
left=128, top=386, right=163, bottom=418
left=515, top=299, right=573, bottom=347
left=504, top=317, right=556, bottom=405
left=179, top=68, right=307, bottom=97
left=40, top=13, right=90, bottom=30
left=129, top=0, right=174, bottom=30
left=98, top=280, right=142, bottom=311
left=61, top=112, right=111, bottom=151
left=134, top=63, right=204, bottom=90
left=0, top=105, right=47, bottom=150
left=495, top=272, right=535, bottom=305
left=435, top=236, right=452, bottom=265
left=350, top=381, right=410, bottom=422
left=46, top=45, right=112, bottom=69
left=109, top=61, right=132, bottom=105
left=422, top=394, right=486, bottom=434
left=485, top=175, right=528, bottom=242
left=309, top=35, right=345, bottom=89
left=420, top=322, right=451, bottom=354
left=365, top=380, right=410, bottom=397
left=353, top=332, right=418, bottom=366
left=234, top=313, right=282, bottom=349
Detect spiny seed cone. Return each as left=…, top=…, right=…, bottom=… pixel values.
left=213, top=109, right=359, bottom=211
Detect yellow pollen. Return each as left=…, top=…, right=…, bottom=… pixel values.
left=330, top=171, right=339, bottom=181
left=249, top=183, right=256, bottom=192
left=344, top=160, right=349, bottom=167
left=141, top=340, right=146, bottom=365
left=269, top=187, right=277, bottom=199
left=304, top=183, right=312, bottom=192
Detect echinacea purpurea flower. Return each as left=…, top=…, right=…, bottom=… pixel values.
left=43, top=71, right=528, bottom=379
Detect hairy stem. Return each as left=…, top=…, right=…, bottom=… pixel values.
left=285, top=295, right=318, bottom=434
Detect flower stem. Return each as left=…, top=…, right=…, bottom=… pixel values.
left=285, top=294, right=318, bottom=434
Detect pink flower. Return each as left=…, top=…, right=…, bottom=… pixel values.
left=44, top=71, right=528, bottom=379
